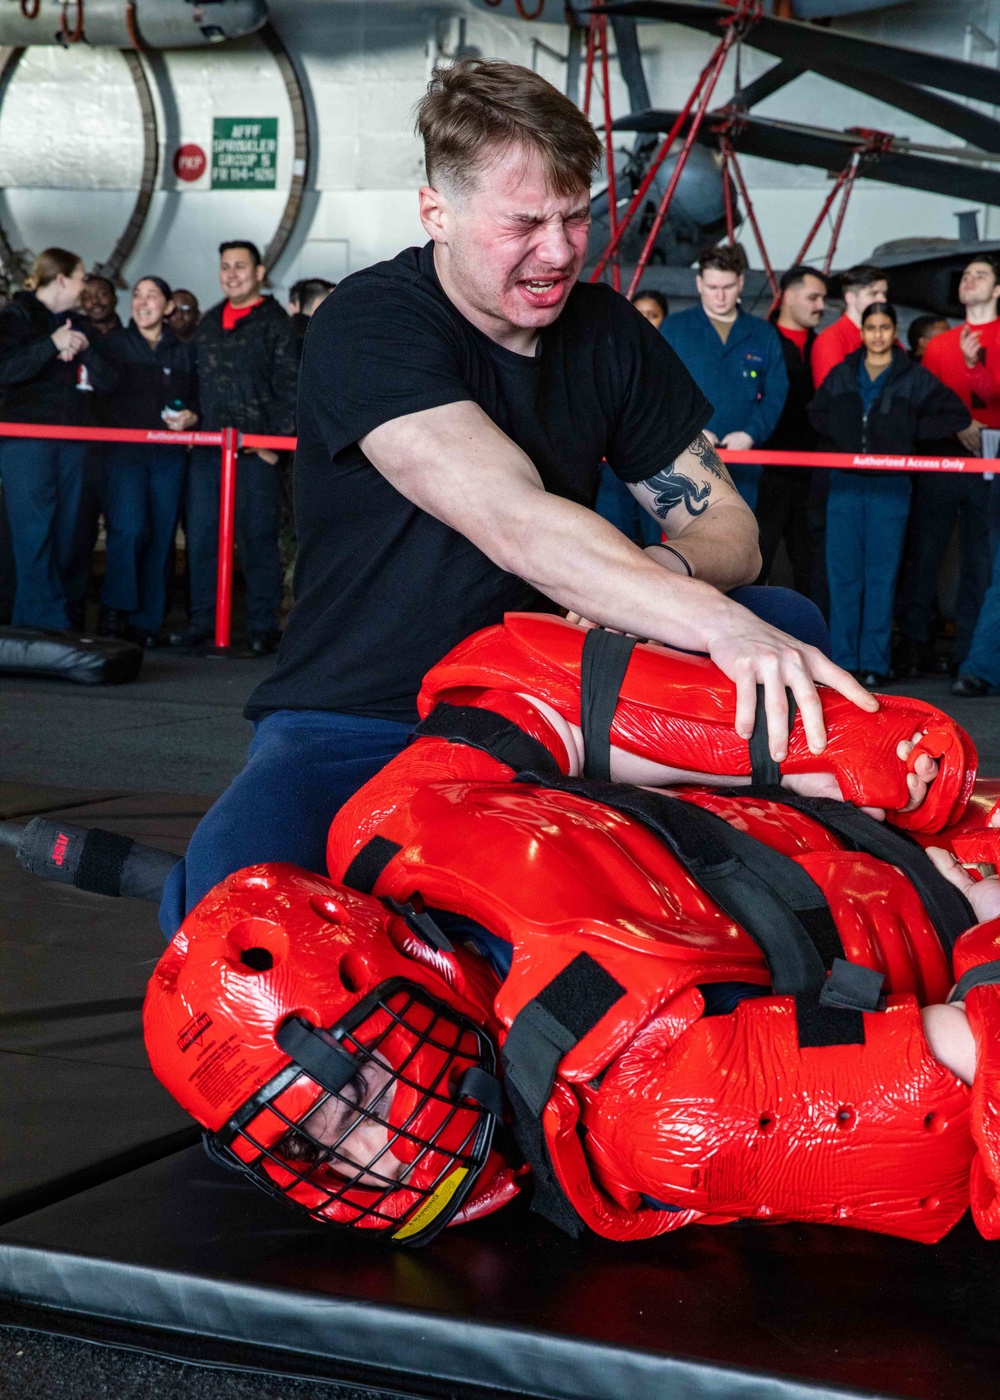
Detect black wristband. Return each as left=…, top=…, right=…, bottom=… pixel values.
left=653, top=543, right=693, bottom=577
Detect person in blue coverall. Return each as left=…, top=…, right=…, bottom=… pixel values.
left=662, top=244, right=788, bottom=511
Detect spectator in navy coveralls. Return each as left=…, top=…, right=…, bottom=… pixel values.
left=0, top=247, right=116, bottom=631
left=662, top=244, right=788, bottom=511
left=94, top=276, right=198, bottom=646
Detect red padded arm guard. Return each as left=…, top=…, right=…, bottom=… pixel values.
left=419, top=614, right=977, bottom=833
left=574, top=990, right=973, bottom=1244
left=952, top=918, right=1000, bottom=1238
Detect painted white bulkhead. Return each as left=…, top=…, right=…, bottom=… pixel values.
left=0, top=0, right=995, bottom=312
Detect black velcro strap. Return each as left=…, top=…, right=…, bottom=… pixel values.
left=76, top=829, right=135, bottom=898
left=516, top=771, right=867, bottom=1047
left=411, top=703, right=561, bottom=777
left=580, top=628, right=638, bottom=781
left=459, top=1067, right=504, bottom=1119
left=275, top=1017, right=359, bottom=1095
left=819, top=957, right=884, bottom=1011
left=749, top=684, right=798, bottom=791
left=502, top=952, right=626, bottom=1237
left=342, top=836, right=402, bottom=894
left=949, top=960, right=1000, bottom=1004
left=794, top=995, right=865, bottom=1049
left=723, top=787, right=975, bottom=956
left=385, top=897, right=453, bottom=952
left=503, top=953, right=626, bottom=1116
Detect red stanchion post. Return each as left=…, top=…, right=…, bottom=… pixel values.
left=215, top=426, right=239, bottom=649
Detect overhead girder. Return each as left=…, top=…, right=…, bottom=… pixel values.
left=729, top=54, right=1000, bottom=154
left=598, top=1, right=1000, bottom=108
left=614, top=107, right=1000, bottom=205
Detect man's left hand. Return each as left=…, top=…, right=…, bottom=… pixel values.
left=720, top=431, right=754, bottom=452
left=253, top=448, right=280, bottom=465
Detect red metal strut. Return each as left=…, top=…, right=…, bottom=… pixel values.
left=717, top=135, right=779, bottom=300
left=590, top=0, right=763, bottom=295
left=765, top=127, right=890, bottom=312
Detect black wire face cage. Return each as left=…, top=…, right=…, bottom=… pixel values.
left=208, top=979, right=501, bottom=1246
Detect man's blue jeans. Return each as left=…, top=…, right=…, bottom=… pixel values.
left=159, top=586, right=831, bottom=939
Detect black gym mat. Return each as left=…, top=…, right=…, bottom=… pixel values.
left=0, top=783, right=211, bottom=1222
left=0, top=1143, right=997, bottom=1400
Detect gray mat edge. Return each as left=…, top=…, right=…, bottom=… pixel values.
left=0, top=1244, right=885, bottom=1400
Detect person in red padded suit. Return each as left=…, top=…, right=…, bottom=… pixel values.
left=145, top=615, right=1000, bottom=1248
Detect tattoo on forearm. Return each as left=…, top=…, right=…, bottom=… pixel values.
left=688, top=431, right=734, bottom=485
left=637, top=463, right=709, bottom=520
left=633, top=432, right=735, bottom=521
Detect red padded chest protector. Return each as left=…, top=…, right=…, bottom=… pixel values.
left=324, top=617, right=995, bottom=1243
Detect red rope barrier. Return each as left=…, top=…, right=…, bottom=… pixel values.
left=719, top=448, right=998, bottom=474
left=0, top=423, right=993, bottom=652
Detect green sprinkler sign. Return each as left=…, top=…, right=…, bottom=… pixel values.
left=212, top=118, right=278, bottom=189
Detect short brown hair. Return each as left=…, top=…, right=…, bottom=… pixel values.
left=698, top=244, right=748, bottom=277
left=416, top=58, right=602, bottom=196
left=840, top=263, right=886, bottom=293
left=22, top=247, right=82, bottom=293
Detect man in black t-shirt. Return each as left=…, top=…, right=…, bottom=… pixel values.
left=159, top=59, right=875, bottom=939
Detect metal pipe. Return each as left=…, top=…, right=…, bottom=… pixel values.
left=721, top=137, right=779, bottom=302
left=722, top=149, right=735, bottom=244
left=823, top=151, right=862, bottom=275
left=597, top=16, right=621, bottom=291
left=582, top=15, right=597, bottom=117
left=92, top=47, right=159, bottom=284
left=785, top=164, right=850, bottom=272
left=260, top=20, right=313, bottom=275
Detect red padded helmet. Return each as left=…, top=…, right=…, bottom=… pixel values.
left=144, top=863, right=515, bottom=1245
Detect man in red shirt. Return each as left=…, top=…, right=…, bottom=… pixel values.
left=169, top=240, right=298, bottom=655
left=811, top=263, right=888, bottom=386
left=922, top=259, right=1000, bottom=447
left=898, top=258, right=998, bottom=678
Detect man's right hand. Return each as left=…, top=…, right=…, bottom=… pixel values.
left=960, top=324, right=984, bottom=370
left=51, top=319, right=88, bottom=359
left=703, top=607, right=878, bottom=761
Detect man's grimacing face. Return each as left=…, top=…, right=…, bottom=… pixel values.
left=421, top=143, right=592, bottom=334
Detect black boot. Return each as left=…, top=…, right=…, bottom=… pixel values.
left=98, top=607, right=127, bottom=639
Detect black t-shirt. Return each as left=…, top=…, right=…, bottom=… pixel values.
left=246, top=243, right=711, bottom=723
